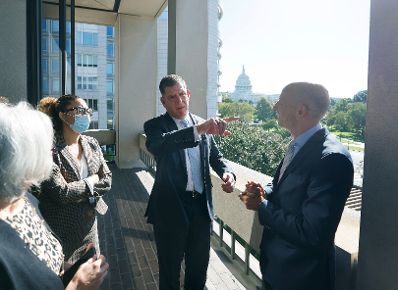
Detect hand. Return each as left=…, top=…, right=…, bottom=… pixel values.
left=196, top=117, right=239, bottom=136
left=87, top=174, right=99, bottom=185
left=239, top=191, right=264, bottom=211
left=245, top=181, right=266, bottom=199
left=221, top=172, right=235, bottom=193
left=67, top=255, right=109, bottom=290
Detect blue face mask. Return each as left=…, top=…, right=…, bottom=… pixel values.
left=70, top=114, right=91, bottom=133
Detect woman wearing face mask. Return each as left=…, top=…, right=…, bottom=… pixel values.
left=0, top=102, right=108, bottom=290
left=37, top=95, right=112, bottom=265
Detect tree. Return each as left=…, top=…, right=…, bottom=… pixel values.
left=255, top=98, right=276, bottom=122
left=219, top=91, right=233, bottom=103
left=348, top=102, right=366, bottom=137
left=214, top=122, right=289, bottom=176
left=353, top=90, right=367, bottom=103
left=219, top=102, right=255, bottom=122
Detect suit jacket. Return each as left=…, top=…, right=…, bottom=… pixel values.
left=258, top=128, right=354, bottom=290
left=39, top=134, right=112, bottom=263
left=144, top=112, right=233, bottom=230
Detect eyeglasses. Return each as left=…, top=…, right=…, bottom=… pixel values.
left=65, top=106, right=93, bottom=116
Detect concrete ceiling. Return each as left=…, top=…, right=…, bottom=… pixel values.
left=45, top=0, right=167, bottom=16
left=119, top=0, right=166, bottom=16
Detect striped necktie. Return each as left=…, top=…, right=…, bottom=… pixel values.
left=278, top=141, right=296, bottom=182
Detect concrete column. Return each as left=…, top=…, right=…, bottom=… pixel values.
left=116, top=15, right=157, bottom=168
left=175, top=0, right=210, bottom=118
left=0, top=0, right=28, bottom=103
left=357, top=1, right=398, bottom=290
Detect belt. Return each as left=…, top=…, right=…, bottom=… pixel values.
left=185, top=190, right=202, bottom=198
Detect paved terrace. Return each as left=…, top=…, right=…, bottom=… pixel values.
left=98, top=164, right=249, bottom=290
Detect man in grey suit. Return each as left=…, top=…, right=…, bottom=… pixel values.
left=240, top=82, right=354, bottom=290
left=144, top=74, right=236, bottom=290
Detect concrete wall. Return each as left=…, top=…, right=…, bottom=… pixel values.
left=175, top=0, right=209, bottom=119
left=0, top=0, right=27, bottom=103
left=357, top=1, right=398, bottom=289
left=116, top=15, right=157, bottom=168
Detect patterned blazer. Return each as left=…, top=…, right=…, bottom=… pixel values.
left=39, top=134, right=112, bottom=263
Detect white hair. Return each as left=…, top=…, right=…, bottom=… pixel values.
left=0, top=102, right=54, bottom=202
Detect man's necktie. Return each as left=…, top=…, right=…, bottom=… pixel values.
left=180, top=119, right=204, bottom=193
left=278, top=141, right=296, bottom=183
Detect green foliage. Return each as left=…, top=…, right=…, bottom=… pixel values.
left=219, top=92, right=233, bottom=103
left=353, top=90, right=367, bottom=103
left=215, top=122, right=290, bottom=176
left=325, top=97, right=366, bottom=141
left=219, top=102, right=255, bottom=122
left=255, top=98, right=276, bottom=122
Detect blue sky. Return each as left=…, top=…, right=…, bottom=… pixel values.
left=219, top=0, right=371, bottom=98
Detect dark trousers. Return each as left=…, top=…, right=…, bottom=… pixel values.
left=154, top=193, right=211, bottom=290
left=262, top=280, right=273, bottom=290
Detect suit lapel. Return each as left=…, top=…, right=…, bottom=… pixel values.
left=277, top=128, right=326, bottom=186
left=56, top=134, right=81, bottom=179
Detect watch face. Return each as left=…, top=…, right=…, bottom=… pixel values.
left=89, top=196, right=97, bottom=205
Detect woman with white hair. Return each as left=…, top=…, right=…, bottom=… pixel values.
left=0, top=103, right=108, bottom=290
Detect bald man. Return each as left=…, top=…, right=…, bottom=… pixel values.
left=240, top=82, right=354, bottom=290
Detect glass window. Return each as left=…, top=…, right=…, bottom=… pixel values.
left=52, top=78, right=60, bottom=93
left=42, top=37, right=48, bottom=53
left=42, top=77, right=49, bottom=94
left=92, top=55, right=98, bottom=67
left=82, top=32, right=98, bottom=46
left=42, top=19, right=48, bottom=32
left=107, top=63, right=113, bottom=76
left=66, top=39, right=71, bottom=55
left=77, top=76, right=82, bottom=90
left=107, top=43, right=114, bottom=58
left=42, top=59, right=48, bottom=74
left=107, top=99, right=114, bottom=129
left=76, top=31, right=83, bottom=45
left=51, top=37, right=60, bottom=53
left=107, top=26, right=114, bottom=38
left=77, top=54, right=82, bottom=66
left=84, top=54, right=89, bottom=66
left=92, top=33, right=98, bottom=46
left=41, top=20, right=115, bottom=127
left=90, top=121, right=99, bottom=129
left=51, top=58, right=60, bottom=74
left=107, top=80, right=113, bottom=96
left=51, top=20, right=59, bottom=33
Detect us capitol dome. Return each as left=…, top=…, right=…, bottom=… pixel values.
left=231, top=65, right=253, bottom=102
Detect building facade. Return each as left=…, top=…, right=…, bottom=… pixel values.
left=41, top=20, right=115, bottom=129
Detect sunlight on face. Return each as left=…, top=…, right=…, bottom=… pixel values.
left=161, top=83, right=190, bottom=119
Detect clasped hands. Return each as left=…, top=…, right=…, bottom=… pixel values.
left=196, top=117, right=239, bottom=136
left=239, top=181, right=266, bottom=210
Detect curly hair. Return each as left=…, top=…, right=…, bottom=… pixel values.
left=38, top=95, right=79, bottom=133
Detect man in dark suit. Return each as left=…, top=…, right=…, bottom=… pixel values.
left=144, top=74, right=236, bottom=290
left=240, top=82, right=354, bottom=290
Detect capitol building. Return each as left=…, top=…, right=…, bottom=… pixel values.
left=230, top=66, right=265, bottom=103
